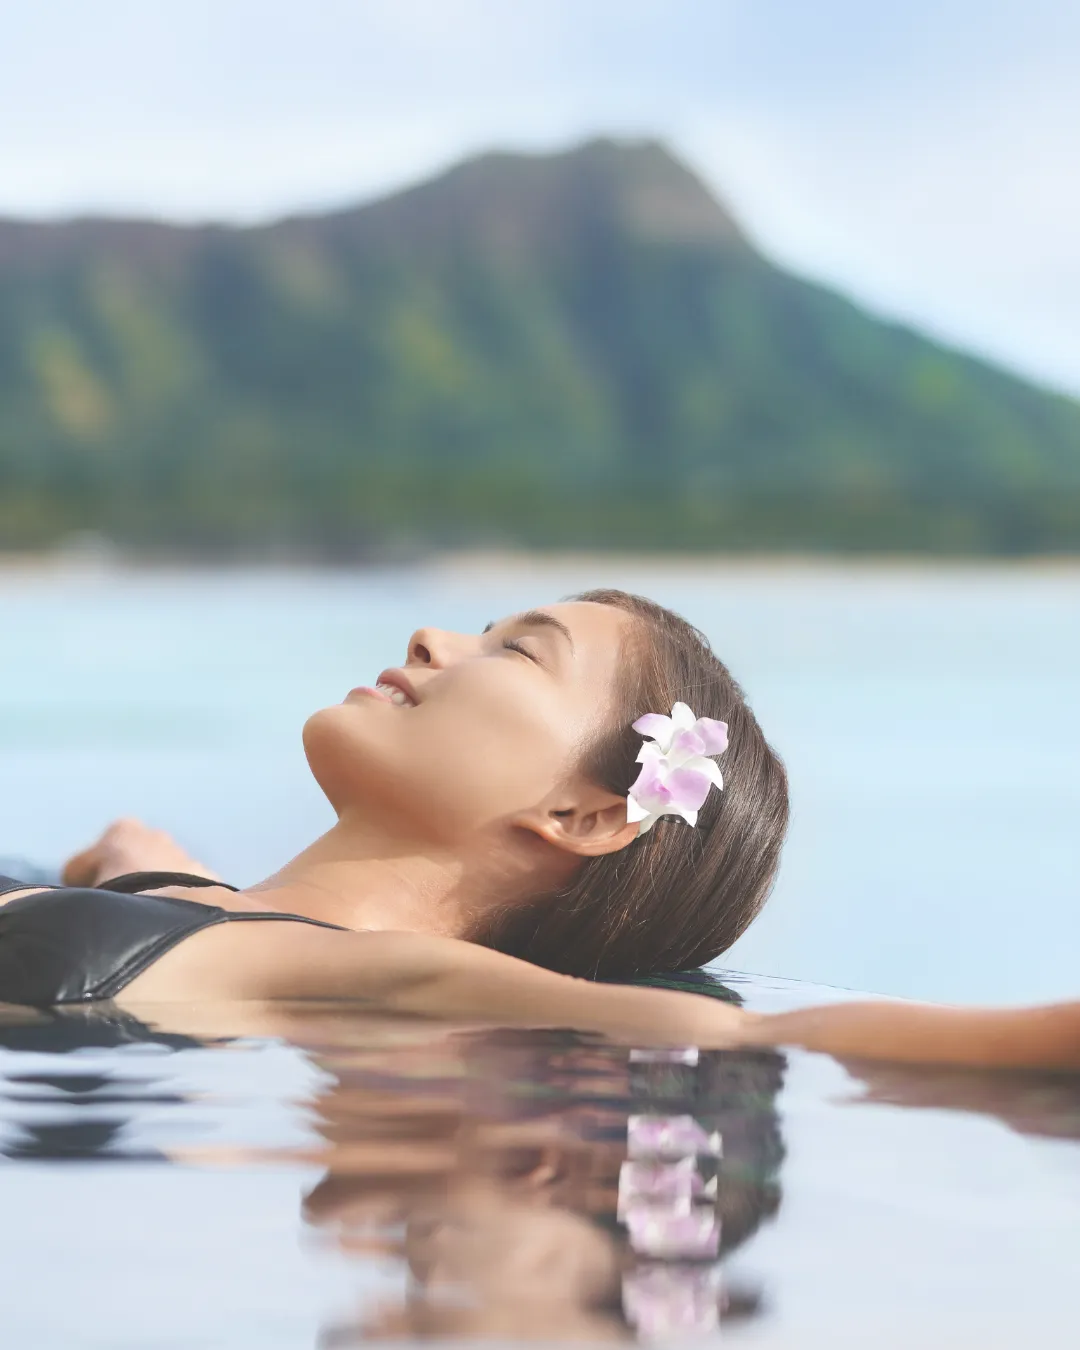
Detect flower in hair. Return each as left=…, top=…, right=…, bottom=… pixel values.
left=626, top=702, right=728, bottom=835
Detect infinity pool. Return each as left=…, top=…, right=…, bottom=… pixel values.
left=1, top=972, right=1077, bottom=1348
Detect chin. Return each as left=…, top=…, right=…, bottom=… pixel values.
left=301, top=703, right=416, bottom=823
left=302, top=705, right=366, bottom=809
left=301, top=703, right=340, bottom=757
left=301, top=703, right=491, bottom=842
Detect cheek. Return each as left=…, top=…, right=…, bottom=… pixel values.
left=412, top=677, right=581, bottom=817
left=303, top=703, right=456, bottom=825
left=304, top=671, right=587, bottom=834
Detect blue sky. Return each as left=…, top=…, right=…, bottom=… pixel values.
left=4, top=0, right=1080, bottom=395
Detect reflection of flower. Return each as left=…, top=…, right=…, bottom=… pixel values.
left=625, top=1206, right=721, bottom=1260
left=621, top=1096, right=726, bottom=1338
left=617, top=1157, right=710, bottom=1218
left=626, top=702, right=729, bottom=834
left=627, top=1114, right=723, bottom=1159
left=623, top=1262, right=724, bottom=1339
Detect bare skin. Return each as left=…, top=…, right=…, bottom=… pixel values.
left=3, top=601, right=1079, bottom=1069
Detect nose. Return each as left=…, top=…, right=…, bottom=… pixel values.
left=406, top=626, right=473, bottom=669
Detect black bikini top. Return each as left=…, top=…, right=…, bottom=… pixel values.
left=0, top=871, right=346, bottom=1007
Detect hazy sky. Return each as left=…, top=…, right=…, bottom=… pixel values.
left=4, top=0, right=1080, bottom=395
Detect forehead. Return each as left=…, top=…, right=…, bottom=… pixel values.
left=539, top=601, right=634, bottom=651
left=539, top=604, right=633, bottom=708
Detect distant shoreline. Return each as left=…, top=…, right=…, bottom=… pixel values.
left=2, top=546, right=1079, bottom=578
left=429, top=548, right=1080, bottom=577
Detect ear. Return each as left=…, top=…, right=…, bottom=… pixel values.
left=516, top=782, right=640, bottom=859
left=509, top=1144, right=581, bottom=1202
left=493, top=1136, right=590, bottom=1203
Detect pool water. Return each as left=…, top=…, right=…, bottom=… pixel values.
left=1, top=972, right=1077, bottom=1348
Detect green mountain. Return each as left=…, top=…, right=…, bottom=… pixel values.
left=1, top=137, right=1078, bottom=555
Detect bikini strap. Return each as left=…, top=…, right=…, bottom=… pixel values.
left=94, top=871, right=240, bottom=894
left=0, top=875, right=39, bottom=897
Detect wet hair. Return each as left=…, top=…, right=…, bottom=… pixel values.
left=483, top=589, right=789, bottom=980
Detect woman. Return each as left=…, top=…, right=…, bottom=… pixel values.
left=0, top=590, right=785, bottom=996
left=1, top=589, right=1077, bottom=1069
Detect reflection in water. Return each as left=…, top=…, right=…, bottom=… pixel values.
left=302, top=1029, right=786, bottom=1343
left=843, top=1058, right=1080, bottom=1142
left=0, top=1004, right=198, bottom=1162
left=3, top=1000, right=1080, bottom=1344
left=0, top=1002, right=786, bottom=1341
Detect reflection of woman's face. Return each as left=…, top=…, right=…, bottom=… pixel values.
left=356, top=1180, right=629, bottom=1342
left=303, top=601, right=633, bottom=841
left=303, top=1085, right=631, bottom=1341
left=405, top=1178, right=621, bottom=1308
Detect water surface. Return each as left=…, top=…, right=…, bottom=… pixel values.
left=1, top=975, right=1077, bottom=1348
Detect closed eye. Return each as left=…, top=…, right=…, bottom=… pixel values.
left=502, top=637, right=538, bottom=662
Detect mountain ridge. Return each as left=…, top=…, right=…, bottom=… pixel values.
left=0, top=137, right=1077, bottom=555
left=0, top=139, right=751, bottom=251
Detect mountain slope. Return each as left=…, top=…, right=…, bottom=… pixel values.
left=1, top=138, right=1077, bottom=554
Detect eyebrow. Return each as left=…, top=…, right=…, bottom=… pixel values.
left=483, top=610, right=576, bottom=654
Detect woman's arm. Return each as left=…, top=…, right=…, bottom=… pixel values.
left=62, top=818, right=223, bottom=888
left=319, top=950, right=1080, bottom=1069
left=119, top=922, right=748, bottom=1047
left=120, top=921, right=1080, bottom=1069
left=0, top=820, right=228, bottom=909
left=743, top=998, right=1080, bottom=1071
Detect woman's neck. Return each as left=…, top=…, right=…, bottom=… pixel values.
left=245, top=815, right=488, bottom=938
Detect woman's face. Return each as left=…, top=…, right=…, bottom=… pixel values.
left=303, top=600, right=634, bottom=845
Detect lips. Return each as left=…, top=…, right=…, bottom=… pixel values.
left=373, top=669, right=419, bottom=707
left=374, top=682, right=414, bottom=707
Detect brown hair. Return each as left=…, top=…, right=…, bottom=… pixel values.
left=482, top=589, right=789, bottom=979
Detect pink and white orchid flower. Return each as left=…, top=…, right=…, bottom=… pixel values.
left=626, top=702, right=729, bottom=834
